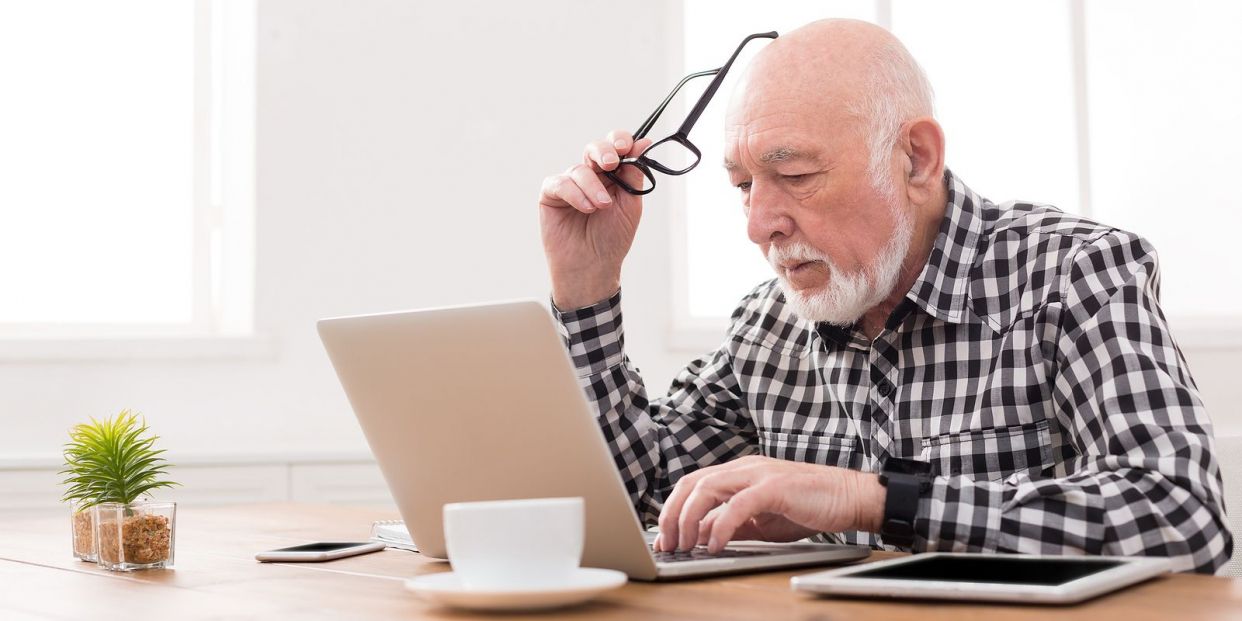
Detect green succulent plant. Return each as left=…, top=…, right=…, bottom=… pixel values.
left=60, top=410, right=179, bottom=510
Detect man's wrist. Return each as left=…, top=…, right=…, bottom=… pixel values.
left=854, top=471, right=887, bottom=533
left=550, top=275, right=621, bottom=311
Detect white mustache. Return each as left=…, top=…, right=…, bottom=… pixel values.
left=767, top=242, right=833, bottom=270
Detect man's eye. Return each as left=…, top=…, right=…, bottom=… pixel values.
left=736, top=181, right=752, bottom=191
left=783, top=173, right=811, bottom=182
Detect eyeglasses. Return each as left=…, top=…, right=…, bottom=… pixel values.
left=605, top=31, right=779, bottom=196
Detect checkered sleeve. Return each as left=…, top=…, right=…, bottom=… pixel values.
left=552, top=290, right=758, bottom=526
left=914, top=230, right=1233, bottom=573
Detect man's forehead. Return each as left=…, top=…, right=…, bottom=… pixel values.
left=722, top=64, right=853, bottom=172
left=723, top=144, right=822, bottom=171
left=721, top=103, right=836, bottom=172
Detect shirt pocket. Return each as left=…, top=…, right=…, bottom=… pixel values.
left=921, top=419, right=1054, bottom=482
left=759, top=430, right=859, bottom=470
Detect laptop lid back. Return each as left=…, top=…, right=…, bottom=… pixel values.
left=317, top=300, right=658, bottom=580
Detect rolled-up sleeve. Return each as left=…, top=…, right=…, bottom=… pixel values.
left=553, top=290, right=758, bottom=525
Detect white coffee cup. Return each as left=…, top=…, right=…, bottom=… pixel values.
left=442, top=496, right=584, bottom=590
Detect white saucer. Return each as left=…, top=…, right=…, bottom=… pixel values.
left=404, top=567, right=628, bottom=611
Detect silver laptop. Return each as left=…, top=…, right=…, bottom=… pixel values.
left=317, top=300, right=869, bottom=580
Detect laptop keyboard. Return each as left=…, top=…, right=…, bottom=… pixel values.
left=651, top=546, right=778, bottom=563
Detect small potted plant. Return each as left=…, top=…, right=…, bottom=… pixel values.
left=60, top=410, right=180, bottom=571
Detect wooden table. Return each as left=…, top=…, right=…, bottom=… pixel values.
left=1, top=503, right=1238, bottom=619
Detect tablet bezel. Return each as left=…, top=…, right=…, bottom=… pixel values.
left=790, top=552, right=1172, bottom=604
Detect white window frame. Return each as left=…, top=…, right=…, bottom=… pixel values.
left=0, top=0, right=265, bottom=360
left=668, top=0, right=1242, bottom=353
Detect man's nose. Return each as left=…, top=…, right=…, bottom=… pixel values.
left=746, top=183, right=794, bottom=245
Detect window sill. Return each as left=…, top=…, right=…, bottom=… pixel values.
left=0, top=335, right=276, bottom=363
left=0, top=450, right=371, bottom=470
left=1166, top=317, right=1242, bottom=351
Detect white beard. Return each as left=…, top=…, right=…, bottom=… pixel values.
left=767, top=200, right=914, bottom=326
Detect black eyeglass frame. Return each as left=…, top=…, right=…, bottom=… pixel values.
left=604, top=31, right=779, bottom=196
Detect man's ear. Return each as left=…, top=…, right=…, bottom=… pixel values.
left=900, top=117, right=945, bottom=206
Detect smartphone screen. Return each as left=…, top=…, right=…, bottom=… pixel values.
left=269, top=542, right=372, bottom=553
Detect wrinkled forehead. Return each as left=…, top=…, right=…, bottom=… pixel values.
left=722, top=80, right=857, bottom=170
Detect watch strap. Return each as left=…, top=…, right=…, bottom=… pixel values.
left=878, top=458, right=934, bottom=548
left=880, top=471, right=922, bottom=547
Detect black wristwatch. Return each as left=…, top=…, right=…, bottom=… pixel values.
left=877, top=457, right=935, bottom=548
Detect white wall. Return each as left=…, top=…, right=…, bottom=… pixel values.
left=3, top=0, right=1239, bottom=499
left=0, top=0, right=688, bottom=469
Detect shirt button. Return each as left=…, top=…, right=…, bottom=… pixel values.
left=878, top=381, right=894, bottom=398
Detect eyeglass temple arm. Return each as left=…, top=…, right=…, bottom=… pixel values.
left=632, top=69, right=719, bottom=140
left=675, top=31, right=778, bottom=137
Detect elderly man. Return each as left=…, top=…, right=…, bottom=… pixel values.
left=536, top=19, right=1231, bottom=573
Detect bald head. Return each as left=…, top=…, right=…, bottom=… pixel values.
left=741, top=20, right=896, bottom=108
left=724, top=19, right=934, bottom=192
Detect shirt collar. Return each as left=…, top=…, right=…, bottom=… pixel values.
left=903, top=168, right=985, bottom=325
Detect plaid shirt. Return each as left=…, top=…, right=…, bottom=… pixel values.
left=553, top=170, right=1232, bottom=574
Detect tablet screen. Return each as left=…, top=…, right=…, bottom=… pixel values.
left=849, top=555, right=1125, bottom=586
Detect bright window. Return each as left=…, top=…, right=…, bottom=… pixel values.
left=0, top=0, right=254, bottom=338
left=1083, top=0, right=1242, bottom=318
left=678, top=0, right=1242, bottom=336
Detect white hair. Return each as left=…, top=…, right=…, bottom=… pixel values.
left=847, top=37, right=936, bottom=199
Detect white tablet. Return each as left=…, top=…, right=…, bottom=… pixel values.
left=791, top=552, right=1172, bottom=604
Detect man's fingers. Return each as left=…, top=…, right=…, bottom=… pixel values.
left=584, top=139, right=621, bottom=172
left=606, top=129, right=635, bottom=153
left=614, top=138, right=654, bottom=191
left=705, top=486, right=776, bottom=553
left=567, top=164, right=613, bottom=210
left=696, top=504, right=730, bottom=546
left=657, top=457, right=768, bottom=551
left=656, top=487, right=687, bottom=551
left=729, top=520, right=766, bottom=543
left=540, top=173, right=596, bottom=214
left=584, top=131, right=645, bottom=173
left=677, top=489, right=714, bottom=552
left=677, top=471, right=747, bottom=551
left=680, top=474, right=735, bottom=548
left=656, top=471, right=703, bottom=551
left=630, top=137, right=653, bottom=158
left=545, top=131, right=654, bottom=213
